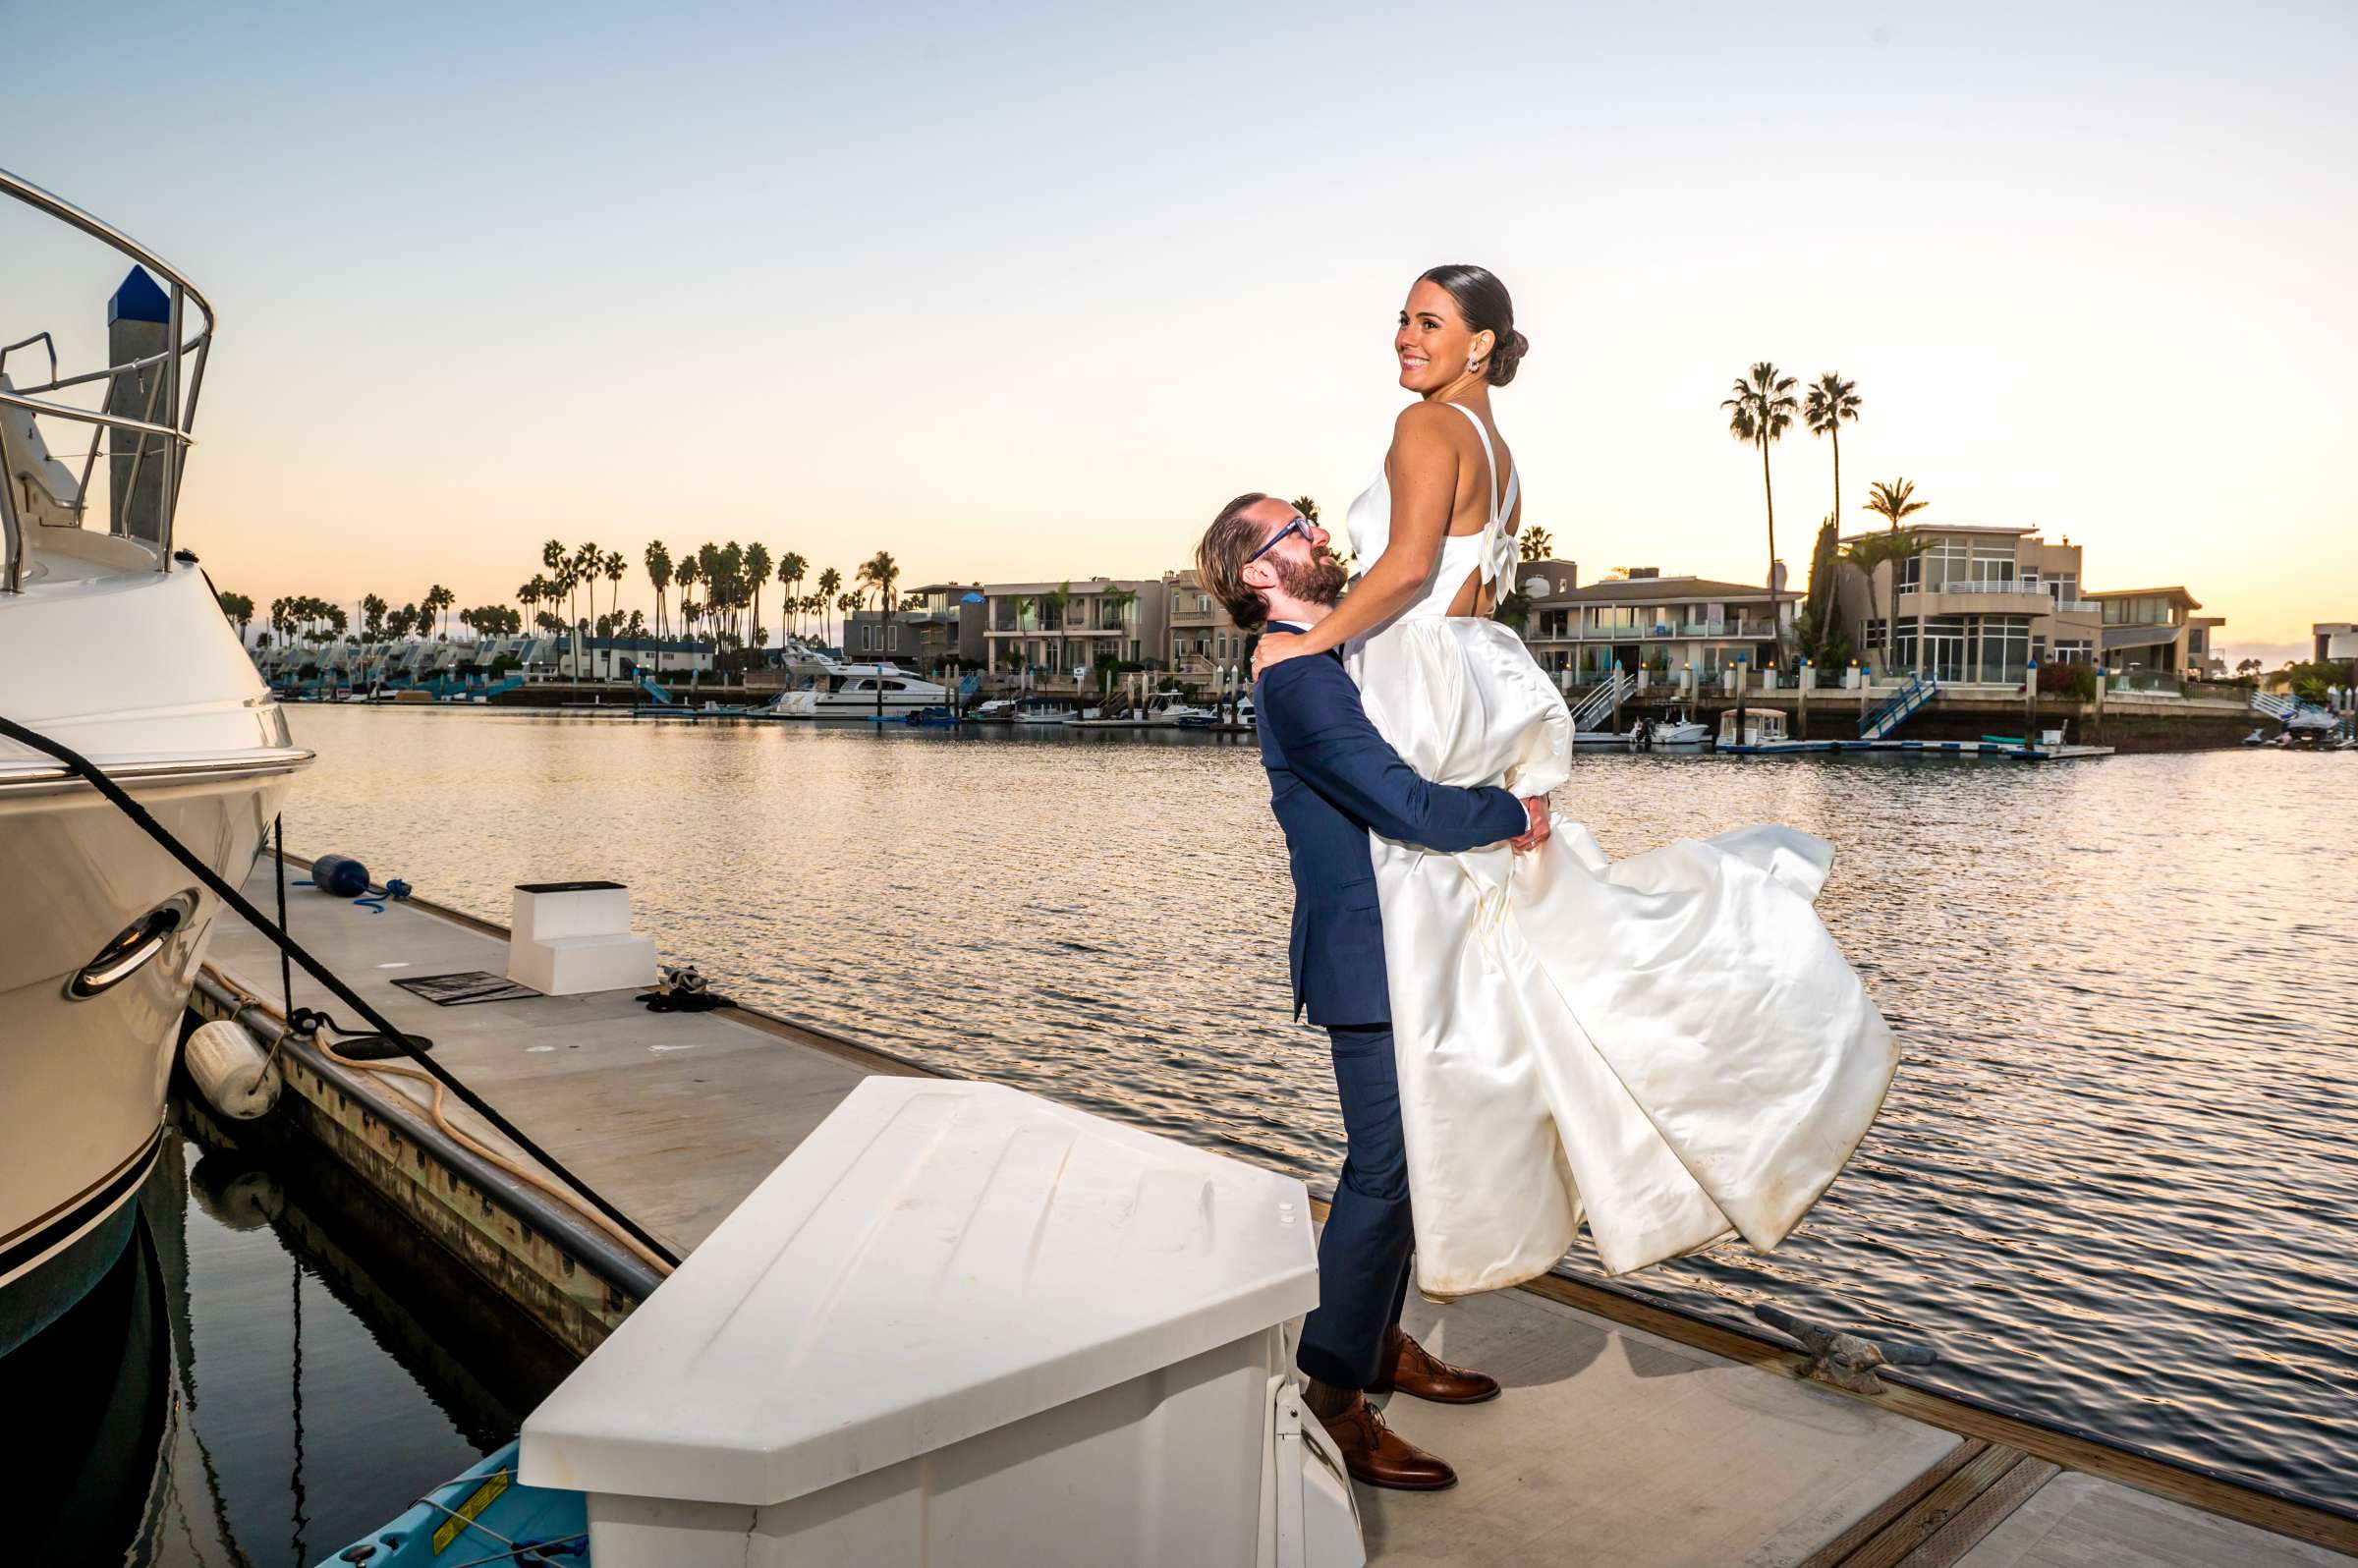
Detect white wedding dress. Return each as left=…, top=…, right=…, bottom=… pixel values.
left=1343, top=404, right=1898, bottom=1296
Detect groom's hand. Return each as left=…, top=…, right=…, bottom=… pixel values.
left=1509, top=796, right=1551, bottom=853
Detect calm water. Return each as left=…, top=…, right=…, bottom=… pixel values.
left=7, top=1124, right=564, bottom=1566
left=260, top=708, right=2358, bottom=1511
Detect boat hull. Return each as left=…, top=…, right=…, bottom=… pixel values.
left=0, top=764, right=295, bottom=1339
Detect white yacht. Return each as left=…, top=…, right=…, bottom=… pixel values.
left=764, top=649, right=950, bottom=718
left=1013, top=695, right=1082, bottom=724
left=0, top=169, right=310, bottom=1353
left=1144, top=691, right=1218, bottom=727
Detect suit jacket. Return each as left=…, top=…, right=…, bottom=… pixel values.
left=1255, top=629, right=1526, bottom=1025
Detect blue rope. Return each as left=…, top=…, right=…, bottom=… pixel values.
left=352, top=877, right=413, bottom=915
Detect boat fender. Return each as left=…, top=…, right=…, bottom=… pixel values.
left=309, top=853, right=371, bottom=898
left=184, top=1019, right=282, bottom=1120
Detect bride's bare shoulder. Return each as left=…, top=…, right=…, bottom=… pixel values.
left=1389, top=401, right=1462, bottom=458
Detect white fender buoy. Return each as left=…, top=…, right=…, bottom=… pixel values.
left=185, top=1019, right=281, bottom=1120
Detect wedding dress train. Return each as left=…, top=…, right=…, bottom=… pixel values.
left=1343, top=406, right=1897, bottom=1295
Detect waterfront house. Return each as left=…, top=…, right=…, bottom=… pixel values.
left=845, top=583, right=986, bottom=670
left=2089, top=588, right=2213, bottom=680
left=1162, top=567, right=1254, bottom=686
left=2313, top=622, right=2357, bottom=662
left=981, top=577, right=1169, bottom=687
left=1835, top=525, right=2105, bottom=684
left=1520, top=567, right=1795, bottom=683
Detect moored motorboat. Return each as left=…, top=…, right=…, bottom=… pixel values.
left=0, top=168, right=310, bottom=1352
left=762, top=649, right=950, bottom=717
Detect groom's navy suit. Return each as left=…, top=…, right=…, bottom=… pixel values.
left=1255, top=623, right=1525, bottom=1389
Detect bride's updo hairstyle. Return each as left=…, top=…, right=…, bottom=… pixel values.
left=1420, top=264, right=1529, bottom=387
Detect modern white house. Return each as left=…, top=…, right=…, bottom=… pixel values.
left=1835, top=525, right=2108, bottom=684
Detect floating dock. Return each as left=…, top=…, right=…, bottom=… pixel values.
left=1717, top=739, right=2115, bottom=759
left=190, top=859, right=2353, bottom=1565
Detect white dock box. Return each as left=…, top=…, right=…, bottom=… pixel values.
left=521, top=1079, right=1360, bottom=1567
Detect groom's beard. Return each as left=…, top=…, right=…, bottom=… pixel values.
left=1274, top=550, right=1349, bottom=606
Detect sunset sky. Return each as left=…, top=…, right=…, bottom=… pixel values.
left=7, top=1, right=2351, bottom=658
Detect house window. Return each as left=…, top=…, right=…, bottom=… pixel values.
left=1974, top=616, right=2031, bottom=683
left=1968, top=544, right=2017, bottom=586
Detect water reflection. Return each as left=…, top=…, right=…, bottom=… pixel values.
left=275, top=709, right=2358, bottom=1508
left=4, top=1124, right=563, bottom=1566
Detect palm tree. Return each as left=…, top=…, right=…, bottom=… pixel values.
left=361, top=592, right=387, bottom=643
left=673, top=554, right=700, bottom=633
left=1862, top=476, right=1927, bottom=532
left=777, top=551, right=807, bottom=635
left=1519, top=525, right=1555, bottom=563
left=604, top=549, right=627, bottom=627
left=857, top=551, right=901, bottom=659
left=1855, top=477, right=1930, bottom=672
left=1291, top=495, right=1320, bottom=524
left=815, top=567, right=842, bottom=644
left=1721, top=362, right=1799, bottom=658
left=1841, top=528, right=1925, bottom=676
left=744, top=542, right=773, bottom=644
left=216, top=590, right=254, bottom=643
left=644, top=540, right=672, bottom=677
left=1041, top=579, right=1071, bottom=675
left=1803, top=372, right=1863, bottom=526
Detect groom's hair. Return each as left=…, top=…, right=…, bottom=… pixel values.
left=1198, top=491, right=1273, bottom=633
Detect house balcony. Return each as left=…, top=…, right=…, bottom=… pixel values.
left=1897, top=584, right=2054, bottom=616
left=1528, top=621, right=1778, bottom=643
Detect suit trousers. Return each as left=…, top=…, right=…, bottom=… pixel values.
left=1295, top=1023, right=1415, bottom=1390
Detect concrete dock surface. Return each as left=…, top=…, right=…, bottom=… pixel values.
left=204, top=860, right=2353, bottom=1566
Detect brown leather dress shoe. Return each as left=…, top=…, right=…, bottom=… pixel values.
left=1318, top=1396, right=1457, bottom=1491
left=1371, top=1330, right=1501, bottom=1404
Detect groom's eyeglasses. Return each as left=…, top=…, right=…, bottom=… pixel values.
left=1245, top=516, right=1312, bottom=564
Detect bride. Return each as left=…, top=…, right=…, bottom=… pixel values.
left=1253, top=265, right=1897, bottom=1296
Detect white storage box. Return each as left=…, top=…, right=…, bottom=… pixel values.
left=506, top=879, right=656, bottom=996
left=520, top=1079, right=1358, bottom=1567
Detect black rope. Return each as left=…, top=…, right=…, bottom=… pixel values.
left=273, top=813, right=293, bottom=1021
left=0, top=712, right=682, bottom=1270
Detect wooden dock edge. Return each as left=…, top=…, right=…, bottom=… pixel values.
left=188, top=968, right=652, bottom=1360
left=205, top=866, right=2356, bottom=1559
left=1511, top=1266, right=2358, bottom=1558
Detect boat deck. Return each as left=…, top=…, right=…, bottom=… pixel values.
left=204, top=862, right=2350, bottom=1566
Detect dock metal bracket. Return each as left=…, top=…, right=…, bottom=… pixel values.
left=1755, top=1304, right=1938, bottom=1395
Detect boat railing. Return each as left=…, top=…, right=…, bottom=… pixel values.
left=0, top=167, right=214, bottom=594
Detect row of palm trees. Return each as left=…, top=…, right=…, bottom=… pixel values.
left=511, top=539, right=908, bottom=681
left=1721, top=364, right=1929, bottom=670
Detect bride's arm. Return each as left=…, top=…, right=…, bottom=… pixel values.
left=1253, top=405, right=1458, bottom=672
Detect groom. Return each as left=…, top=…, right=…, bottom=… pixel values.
left=1196, top=493, right=1549, bottom=1491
